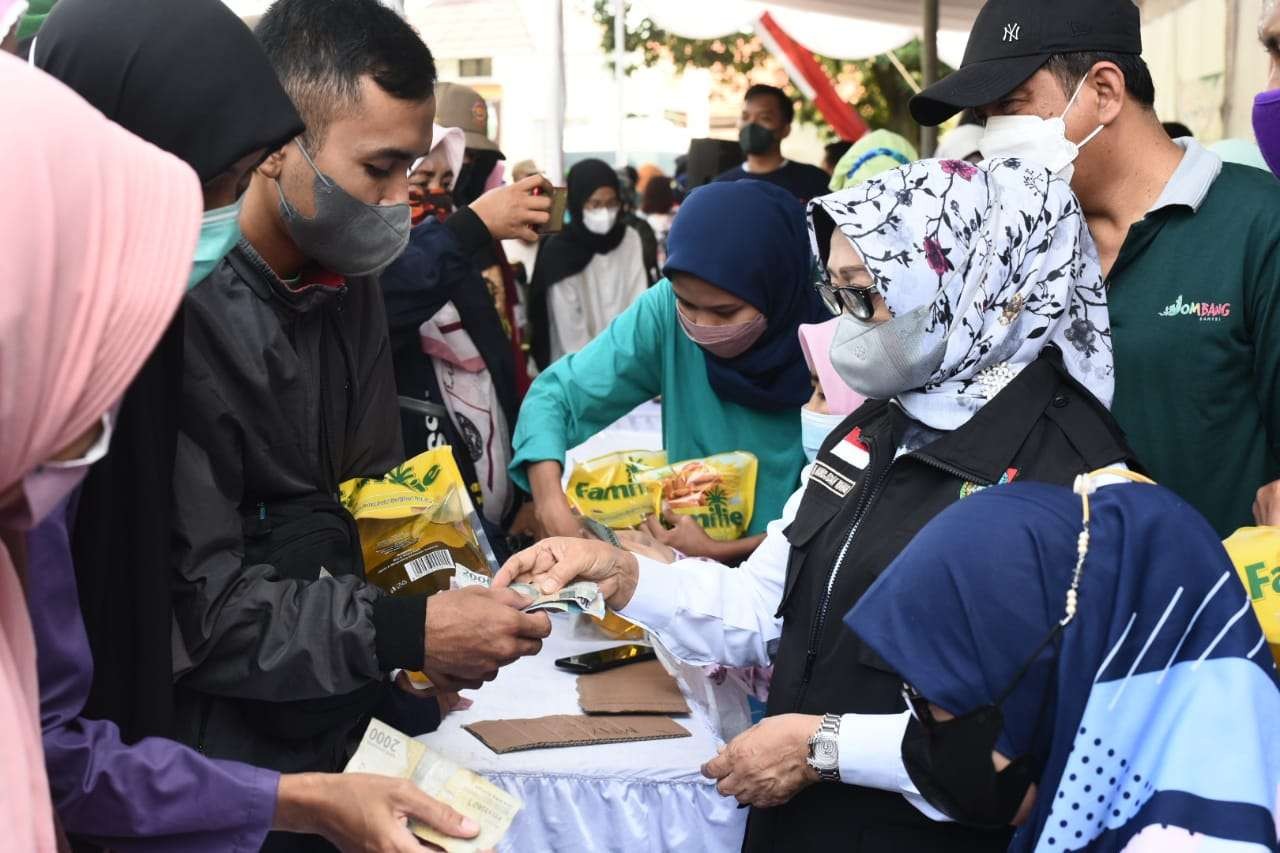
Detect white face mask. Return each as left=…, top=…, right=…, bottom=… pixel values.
left=582, top=207, right=619, bottom=236
left=978, top=75, right=1105, bottom=184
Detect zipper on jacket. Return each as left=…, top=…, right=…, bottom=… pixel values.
left=799, top=444, right=894, bottom=690
left=195, top=696, right=214, bottom=755
left=911, top=451, right=990, bottom=486
left=796, top=447, right=995, bottom=696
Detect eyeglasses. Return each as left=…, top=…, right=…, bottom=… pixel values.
left=816, top=280, right=878, bottom=321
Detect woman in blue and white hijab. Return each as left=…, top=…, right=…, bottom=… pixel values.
left=809, top=156, right=1114, bottom=430
left=848, top=478, right=1280, bottom=851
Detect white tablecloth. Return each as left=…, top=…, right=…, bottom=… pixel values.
left=417, top=617, right=748, bottom=853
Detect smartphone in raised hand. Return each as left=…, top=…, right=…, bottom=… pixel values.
left=535, top=185, right=569, bottom=235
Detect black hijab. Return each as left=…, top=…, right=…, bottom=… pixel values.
left=528, top=158, right=631, bottom=368
left=36, top=0, right=302, bottom=744
left=34, top=0, right=303, bottom=183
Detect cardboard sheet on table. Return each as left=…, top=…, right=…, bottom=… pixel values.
left=576, top=659, right=691, bottom=715
left=464, top=714, right=690, bottom=753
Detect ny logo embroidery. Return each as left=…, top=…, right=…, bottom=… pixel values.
left=1003, top=23, right=1021, bottom=42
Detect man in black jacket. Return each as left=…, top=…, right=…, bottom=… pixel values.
left=170, top=2, right=551, bottom=842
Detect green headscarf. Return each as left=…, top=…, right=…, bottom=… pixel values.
left=828, top=129, right=918, bottom=192
left=17, top=0, right=55, bottom=40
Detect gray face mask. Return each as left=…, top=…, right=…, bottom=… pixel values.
left=829, top=304, right=948, bottom=400
left=276, top=141, right=412, bottom=277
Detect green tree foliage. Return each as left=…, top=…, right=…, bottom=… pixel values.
left=592, top=1, right=949, bottom=148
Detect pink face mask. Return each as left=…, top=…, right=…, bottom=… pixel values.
left=678, top=306, right=768, bottom=359
left=0, top=412, right=113, bottom=531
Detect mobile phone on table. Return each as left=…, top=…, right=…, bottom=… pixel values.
left=534, top=186, right=569, bottom=235
left=554, top=643, right=655, bottom=674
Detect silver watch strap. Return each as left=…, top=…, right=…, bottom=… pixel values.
left=816, top=713, right=841, bottom=782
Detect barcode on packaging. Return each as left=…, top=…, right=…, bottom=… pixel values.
left=403, top=549, right=456, bottom=582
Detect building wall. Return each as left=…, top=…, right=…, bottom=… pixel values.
left=1140, top=0, right=1270, bottom=141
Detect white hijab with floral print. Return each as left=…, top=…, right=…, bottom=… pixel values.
left=808, top=157, right=1114, bottom=431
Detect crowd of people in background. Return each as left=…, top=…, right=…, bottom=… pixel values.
left=6, top=0, right=1280, bottom=850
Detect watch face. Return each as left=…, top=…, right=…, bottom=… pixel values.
left=816, top=736, right=838, bottom=767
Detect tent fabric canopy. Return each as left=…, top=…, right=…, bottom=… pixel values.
left=633, top=0, right=974, bottom=66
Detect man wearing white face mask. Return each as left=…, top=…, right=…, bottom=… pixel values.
left=913, top=0, right=1280, bottom=540
left=528, top=158, right=651, bottom=366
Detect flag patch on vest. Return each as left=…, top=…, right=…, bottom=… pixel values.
left=810, top=462, right=855, bottom=498
left=831, top=427, right=870, bottom=470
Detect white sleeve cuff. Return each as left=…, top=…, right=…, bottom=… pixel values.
left=837, top=711, right=913, bottom=790
left=617, top=554, right=682, bottom=633
left=837, top=711, right=952, bottom=823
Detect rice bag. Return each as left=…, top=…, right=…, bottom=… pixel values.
left=635, top=452, right=758, bottom=542
left=565, top=449, right=668, bottom=530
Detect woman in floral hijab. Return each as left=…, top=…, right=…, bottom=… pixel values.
left=809, top=156, right=1114, bottom=431
left=495, top=158, right=1137, bottom=853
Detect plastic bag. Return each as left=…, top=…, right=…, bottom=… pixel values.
left=1222, top=526, right=1280, bottom=666
left=635, top=451, right=758, bottom=542
left=564, top=449, right=668, bottom=530
left=340, top=447, right=499, bottom=599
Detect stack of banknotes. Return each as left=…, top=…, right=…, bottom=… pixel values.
left=345, top=718, right=522, bottom=853
left=510, top=581, right=606, bottom=619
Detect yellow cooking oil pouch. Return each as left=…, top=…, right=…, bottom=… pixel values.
left=340, top=447, right=498, bottom=599
left=565, top=449, right=668, bottom=529
left=1223, top=526, right=1280, bottom=666
left=636, top=452, right=758, bottom=542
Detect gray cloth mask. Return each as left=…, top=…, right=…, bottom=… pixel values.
left=276, top=141, right=411, bottom=278
left=830, top=304, right=949, bottom=400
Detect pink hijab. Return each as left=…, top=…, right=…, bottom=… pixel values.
left=0, top=55, right=200, bottom=850
left=798, top=318, right=865, bottom=416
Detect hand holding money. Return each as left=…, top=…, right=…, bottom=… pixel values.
left=273, top=772, right=479, bottom=853
left=510, top=580, right=607, bottom=619
left=346, top=719, right=522, bottom=853
left=493, top=537, right=641, bottom=612
left=423, top=586, right=552, bottom=685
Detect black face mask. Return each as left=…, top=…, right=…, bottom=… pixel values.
left=902, top=703, right=1038, bottom=827
left=900, top=626, right=1061, bottom=828
left=739, top=122, right=776, bottom=156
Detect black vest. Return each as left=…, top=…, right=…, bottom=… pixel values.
left=743, top=349, right=1137, bottom=852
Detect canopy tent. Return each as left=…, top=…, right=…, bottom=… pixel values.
left=633, top=0, right=974, bottom=67
left=630, top=0, right=978, bottom=153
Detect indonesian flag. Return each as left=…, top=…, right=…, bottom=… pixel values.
left=755, top=11, right=868, bottom=143
left=832, top=426, right=871, bottom=470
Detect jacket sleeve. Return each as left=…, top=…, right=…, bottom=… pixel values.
left=380, top=221, right=480, bottom=337
left=508, top=282, right=669, bottom=493
left=617, top=481, right=802, bottom=667
left=30, top=499, right=279, bottom=853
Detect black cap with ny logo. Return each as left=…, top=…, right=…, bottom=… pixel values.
left=910, top=0, right=1142, bottom=127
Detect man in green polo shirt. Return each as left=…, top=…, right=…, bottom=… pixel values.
left=910, top=0, right=1280, bottom=537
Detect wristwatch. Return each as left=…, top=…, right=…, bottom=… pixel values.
left=806, top=713, right=842, bottom=782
